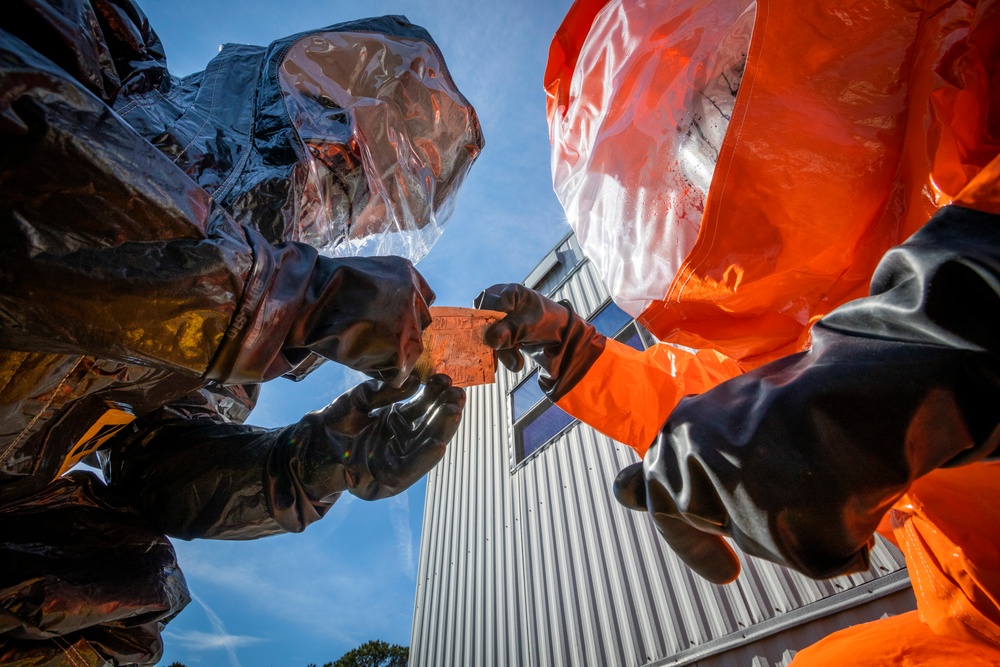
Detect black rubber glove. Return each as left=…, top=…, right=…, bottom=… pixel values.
left=614, top=462, right=742, bottom=584
left=613, top=205, right=1000, bottom=583
left=103, top=374, right=465, bottom=538
left=284, top=252, right=435, bottom=387
left=206, top=235, right=435, bottom=387
left=474, top=283, right=606, bottom=400
left=282, top=373, right=466, bottom=504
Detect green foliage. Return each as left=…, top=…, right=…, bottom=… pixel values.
left=309, top=639, right=409, bottom=667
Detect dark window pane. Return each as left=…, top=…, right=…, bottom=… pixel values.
left=622, top=330, right=644, bottom=351
left=590, top=303, right=632, bottom=338
left=521, top=403, right=574, bottom=458
left=511, top=372, right=546, bottom=421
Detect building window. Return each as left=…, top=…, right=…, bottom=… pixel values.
left=524, top=236, right=585, bottom=297
left=511, top=388, right=575, bottom=460
left=509, top=300, right=647, bottom=467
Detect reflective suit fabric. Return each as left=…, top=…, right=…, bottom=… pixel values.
left=547, top=0, right=998, bottom=362
left=544, top=0, right=1000, bottom=455
left=0, top=1, right=481, bottom=664
left=791, top=462, right=1000, bottom=665
left=543, top=0, right=1000, bottom=663
left=554, top=340, right=741, bottom=452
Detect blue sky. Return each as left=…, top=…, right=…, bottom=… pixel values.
left=141, top=1, right=575, bottom=665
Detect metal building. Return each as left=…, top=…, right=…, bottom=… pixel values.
left=410, top=233, right=916, bottom=667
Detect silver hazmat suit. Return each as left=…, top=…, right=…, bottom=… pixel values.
left=0, top=1, right=484, bottom=664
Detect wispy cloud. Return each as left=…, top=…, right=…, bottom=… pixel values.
left=170, top=496, right=409, bottom=646
left=164, top=629, right=264, bottom=651
left=389, top=494, right=415, bottom=578
left=164, top=594, right=264, bottom=667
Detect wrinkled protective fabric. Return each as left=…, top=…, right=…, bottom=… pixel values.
left=474, top=284, right=607, bottom=401
left=101, top=374, right=464, bottom=539
left=112, top=15, right=482, bottom=265
left=555, top=340, right=741, bottom=453
left=890, top=463, right=1000, bottom=648
left=546, top=0, right=756, bottom=318
left=547, top=0, right=1000, bottom=452
left=0, top=473, right=189, bottom=666
left=789, top=608, right=1000, bottom=666
left=620, top=206, right=1000, bottom=581
left=0, top=1, right=479, bottom=664
left=278, top=31, right=483, bottom=261
left=545, top=0, right=1000, bottom=660
left=547, top=0, right=999, bottom=367
left=790, top=462, right=1000, bottom=666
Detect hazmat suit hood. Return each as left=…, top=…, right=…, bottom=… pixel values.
left=119, top=15, right=484, bottom=264
left=545, top=0, right=753, bottom=317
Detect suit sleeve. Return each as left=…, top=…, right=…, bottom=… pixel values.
left=0, top=18, right=430, bottom=385
left=100, top=384, right=345, bottom=540
left=555, top=339, right=743, bottom=455
left=0, top=23, right=258, bottom=371
left=644, top=204, right=1000, bottom=578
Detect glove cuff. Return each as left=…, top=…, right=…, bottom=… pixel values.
left=204, top=227, right=318, bottom=384
left=535, top=300, right=607, bottom=401
left=204, top=228, right=431, bottom=386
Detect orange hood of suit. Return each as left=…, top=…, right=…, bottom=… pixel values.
left=545, top=0, right=1000, bottom=368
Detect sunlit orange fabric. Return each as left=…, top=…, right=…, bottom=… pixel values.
left=543, top=0, right=610, bottom=133
left=546, top=0, right=999, bottom=466
left=545, top=0, right=1000, bottom=367
left=546, top=0, right=1000, bottom=659
left=790, top=463, right=1000, bottom=665
left=892, top=462, right=1000, bottom=648
left=555, top=339, right=742, bottom=455
left=789, top=609, right=1000, bottom=666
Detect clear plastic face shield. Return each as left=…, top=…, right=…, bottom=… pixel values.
left=278, top=31, right=483, bottom=262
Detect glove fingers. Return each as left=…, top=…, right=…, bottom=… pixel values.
left=613, top=463, right=647, bottom=511
left=355, top=375, right=422, bottom=411
left=497, top=347, right=525, bottom=373
left=474, top=283, right=517, bottom=311
left=477, top=284, right=533, bottom=351
left=484, top=320, right=514, bottom=349
left=397, top=374, right=456, bottom=421
left=614, top=462, right=740, bottom=583
left=401, top=384, right=465, bottom=456
left=414, top=269, right=437, bottom=311
left=420, top=389, right=466, bottom=441
left=382, top=397, right=464, bottom=493
left=651, top=512, right=742, bottom=584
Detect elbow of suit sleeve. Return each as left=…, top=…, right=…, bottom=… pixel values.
left=555, top=339, right=742, bottom=456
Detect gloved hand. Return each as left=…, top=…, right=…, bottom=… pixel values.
left=285, top=253, right=435, bottom=387
left=290, top=373, right=466, bottom=502
left=614, top=460, right=742, bottom=585
left=474, top=283, right=606, bottom=400
left=101, top=374, right=465, bottom=539
left=613, top=206, right=1000, bottom=584
left=207, top=234, right=435, bottom=387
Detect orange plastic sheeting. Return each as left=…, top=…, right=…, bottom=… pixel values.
left=789, top=609, right=1000, bottom=667
left=792, top=463, right=1000, bottom=665
left=652, top=0, right=996, bottom=365
left=543, top=0, right=612, bottom=130
left=891, top=462, right=1000, bottom=649
left=555, top=338, right=742, bottom=456
left=546, top=0, right=1000, bottom=368
left=957, top=153, right=1000, bottom=216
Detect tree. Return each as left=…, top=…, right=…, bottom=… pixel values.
left=165, top=663, right=187, bottom=667
left=310, top=639, right=408, bottom=667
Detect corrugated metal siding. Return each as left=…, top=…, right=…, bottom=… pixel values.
left=411, top=258, right=912, bottom=667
